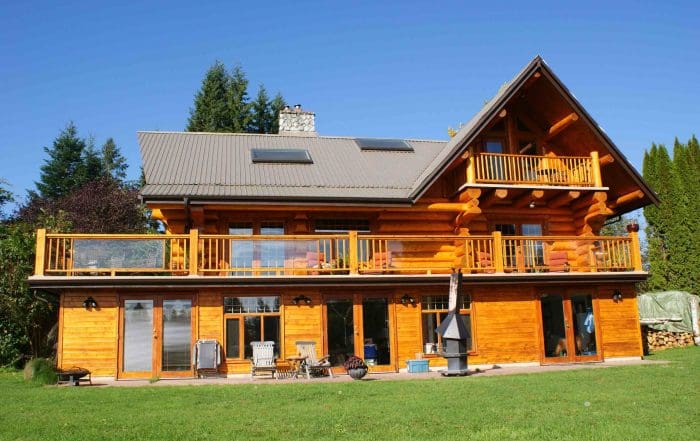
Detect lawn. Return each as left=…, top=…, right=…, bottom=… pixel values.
left=1, top=348, right=698, bottom=441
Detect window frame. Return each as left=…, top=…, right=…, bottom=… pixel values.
left=223, top=295, right=282, bottom=360
left=420, top=293, right=476, bottom=354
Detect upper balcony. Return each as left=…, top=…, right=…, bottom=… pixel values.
left=464, top=151, right=603, bottom=189
left=33, top=229, right=643, bottom=279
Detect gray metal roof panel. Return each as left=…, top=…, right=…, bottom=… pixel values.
left=139, top=132, right=446, bottom=201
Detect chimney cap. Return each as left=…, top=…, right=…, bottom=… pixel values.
left=294, top=104, right=302, bottom=111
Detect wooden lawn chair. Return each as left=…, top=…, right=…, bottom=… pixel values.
left=250, top=341, right=277, bottom=379
left=295, top=341, right=333, bottom=379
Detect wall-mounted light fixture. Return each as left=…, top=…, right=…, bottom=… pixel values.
left=612, top=290, right=623, bottom=302
left=626, top=221, right=639, bottom=233
left=528, top=200, right=536, bottom=209
left=82, top=296, right=98, bottom=310
left=291, top=295, right=312, bottom=305
left=400, top=294, right=416, bottom=305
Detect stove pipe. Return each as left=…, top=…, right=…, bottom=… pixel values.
left=436, top=269, right=470, bottom=376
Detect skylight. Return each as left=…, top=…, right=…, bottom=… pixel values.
left=355, top=138, right=414, bottom=152
left=251, top=149, right=313, bottom=164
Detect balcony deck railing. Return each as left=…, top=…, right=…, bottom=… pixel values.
left=467, top=152, right=602, bottom=187
left=33, top=229, right=643, bottom=277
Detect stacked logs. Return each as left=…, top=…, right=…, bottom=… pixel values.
left=642, top=326, right=696, bottom=352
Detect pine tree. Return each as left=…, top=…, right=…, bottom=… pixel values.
left=101, top=138, right=128, bottom=181
left=228, top=65, right=251, bottom=132
left=269, top=93, right=287, bottom=134
left=35, top=122, right=88, bottom=199
left=250, top=85, right=271, bottom=133
left=186, top=61, right=231, bottom=132
left=82, top=137, right=104, bottom=184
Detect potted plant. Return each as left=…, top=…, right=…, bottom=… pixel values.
left=343, top=355, right=368, bottom=380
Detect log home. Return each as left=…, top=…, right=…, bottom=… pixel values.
left=29, top=56, right=657, bottom=379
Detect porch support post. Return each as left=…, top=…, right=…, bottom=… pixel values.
left=34, top=228, right=46, bottom=276
left=189, top=228, right=199, bottom=276
left=590, top=151, right=603, bottom=187
left=466, top=154, right=476, bottom=184
left=492, top=231, right=504, bottom=273
left=629, top=231, right=643, bottom=271
left=348, top=230, right=359, bottom=275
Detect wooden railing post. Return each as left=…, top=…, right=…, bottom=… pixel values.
left=466, top=155, right=476, bottom=184
left=189, top=229, right=199, bottom=276
left=492, top=231, right=504, bottom=273
left=629, top=232, right=643, bottom=271
left=348, top=231, right=359, bottom=274
left=590, top=151, right=602, bottom=187
left=34, top=229, right=46, bottom=276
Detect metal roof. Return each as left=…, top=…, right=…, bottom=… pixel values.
left=139, top=132, right=446, bottom=202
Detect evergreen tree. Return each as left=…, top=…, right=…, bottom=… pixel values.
left=186, top=61, right=231, bottom=132
left=35, top=122, right=87, bottom=199
left=269, top=93, right=287, bottom=134
left=228, top=65, right=251, bottom=132
left=643, top=136, right=700, bottom=294
left=101, top=138, right=128, bottom=181
left=0, top=178, right=12, bottom=213
left=250, top=85, right=271, bottom=133
left=81, top=137, right=104, bottom=184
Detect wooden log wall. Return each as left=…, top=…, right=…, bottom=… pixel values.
left=595, top=285, right=643, bottom=357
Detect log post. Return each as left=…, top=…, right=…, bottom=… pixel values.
left=34, top=228, right=46, bottom=276
left=629, top=231, right=643, bottom=271
left=189, top=228, right=199, bottom=276
left=348, top=230, right=359, bottom=275
left=492, top=231, right=504, bottom=273
left=466, top=155, right=476, bottom=184
left=591, top=151, right=603, bottom=187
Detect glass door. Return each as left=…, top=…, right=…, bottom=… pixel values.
left=540, top=293, right=600, bottom=364
left=324, top=293, right=396, bottom=373
left=119, top=295, right=194, bottom=379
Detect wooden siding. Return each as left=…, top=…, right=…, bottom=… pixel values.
left=596, top=285, right=643, bottom=357
left=469, top=287, right=540, bottom=364
left=59, top=291, right=118, bottom=376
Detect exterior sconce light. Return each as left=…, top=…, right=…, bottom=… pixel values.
left=82, top=296, right=98, bottom=310
left=612, top=290, right=623, bottom=302
left=528, top=201, right=536, bottom=209
left=292, top=295, right=312, bottom=305
left=400, top=294, right=416, bottom=305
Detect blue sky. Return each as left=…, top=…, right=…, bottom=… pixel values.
left=1, top=0, right=698, bottom=210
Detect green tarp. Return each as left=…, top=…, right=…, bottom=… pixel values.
left=638, top=291, right=699, bottom=333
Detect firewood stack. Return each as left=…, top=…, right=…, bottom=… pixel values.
left=642, top=326, right=696, bottom=352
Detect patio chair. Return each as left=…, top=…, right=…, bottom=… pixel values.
left=295, top=341, right=333, bottom=379
left=250, top=341, right=277, bottom=379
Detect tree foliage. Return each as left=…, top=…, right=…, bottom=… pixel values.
left=643, top=135, right=700, bottom=294
left=186, top=61, right=285, bottom=134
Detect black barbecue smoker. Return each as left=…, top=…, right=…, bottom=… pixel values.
left=436, top=269, right=470, bottom=376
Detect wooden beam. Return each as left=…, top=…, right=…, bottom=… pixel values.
left=34, top=229, right=46, bottom=276
left=572, top=191, right=607, bottom=211
left=480, top=188, right=509, bottom=208
left=426, top=202, right=479, bottom=212
left=543, top=112, right=579, bottom=141
left=513, top=190, right=544, bottom=209
left=548, top=191, right=581, bottom=208
left=458, top=188, right=481, bottom=202
left=454, top=206, right=483, bottom=229
left=599, top=154, right=614, bottom=167
left=506, top=114, right=518, bottom=153
left=498, top=109, right=507, bottom=118
left=608, top=190, right=645, bottom=209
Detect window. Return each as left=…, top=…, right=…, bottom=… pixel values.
left=224, top=296, right=281, bottom=359
left=495, top=223, right=544, bottom=269
left=251, top=149, right=313, bottom=164
left=355, top=138, right=414, bottom=152
left=229, top=221, right=285, bottom=275
left=421, top=294, right=473, bottom=352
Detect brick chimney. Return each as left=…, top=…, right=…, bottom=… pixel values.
left=278, top=104, right=317, bottom=136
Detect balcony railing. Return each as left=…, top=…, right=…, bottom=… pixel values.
left=466, top=152, right=602, bottom=187
left=33, top=229, right=643, bottom=277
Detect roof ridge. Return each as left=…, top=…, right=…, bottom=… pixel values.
left=137, top=131, right=447, bottom=143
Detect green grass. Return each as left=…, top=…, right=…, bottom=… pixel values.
left=1, top=348, right=698, bottom=441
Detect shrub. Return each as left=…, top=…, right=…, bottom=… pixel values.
left=343, top=355, right=367, bottom=370
left=23, top=358, right=57, bottom=385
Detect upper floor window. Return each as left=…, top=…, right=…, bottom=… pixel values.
left=314, top=219, right=370, bottom=233
left=229, top=222, right=285, bottom=275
